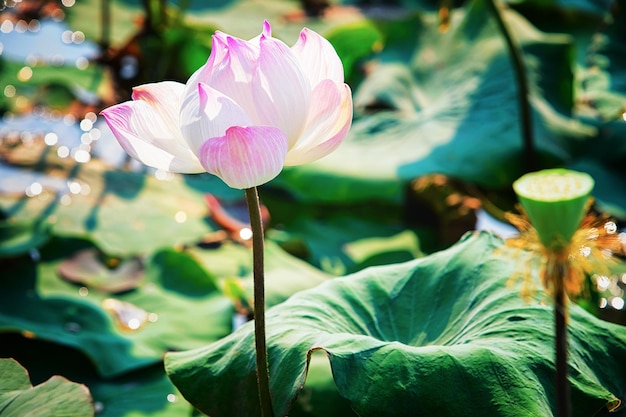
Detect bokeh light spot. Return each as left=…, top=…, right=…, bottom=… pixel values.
left=17, top=66, right=33, bottom=82
left=4, top=85, right=16, bottom=98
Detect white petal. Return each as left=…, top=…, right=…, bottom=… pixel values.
left=285, top=81, right=352, bottom=165
left=180, top=82, right=253, bottom=155
left=131, top=81, right=185, bottom=133
left=185, top=31, right=260, bottom=121
left=291, top=28, right=345, bottom=86
left=101, top=101, right=203, bottom=173
left=252, top=34, right=310, bottom=145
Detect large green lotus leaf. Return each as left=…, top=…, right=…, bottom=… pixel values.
left=0, top=237, right=234, bottom=378
left=0, top=151, right=238, bottom=255
left=272, top=0, right=595, bottom=204
left=0, top=358, right=93, bottom=417
left=165, top=231, right=626, bottom=417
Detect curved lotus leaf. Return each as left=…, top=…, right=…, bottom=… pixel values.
left=165, top=231, right=626, bottom=417
left=0, top=358, right=93, bottom=417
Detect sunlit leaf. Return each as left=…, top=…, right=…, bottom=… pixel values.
left=0, top=358, right=93, bottom=417
left=272, top=0, right=594, bottom=205
left=166, top=231, right=626, bottom=417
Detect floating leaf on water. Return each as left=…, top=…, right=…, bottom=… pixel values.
left=58, top=248, right=144, bottom=293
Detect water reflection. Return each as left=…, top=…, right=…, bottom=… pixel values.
left=174, top=211, right=187, bottom=223
left=102, top=299, right=156, bottom=332
left=57, top=145, right=70, bottom=158
left=64, top=321, right=82, bottom=333
left=0, top=164, right=66, bottom=195
left=0, top=110, right=129, bottom=168
left=25, top=181, right=42, bottom=197
left=44, top=132, right=58, bottom=145
left=594, top=273, right=626, bottom=311
left=1, top=20, right=14, bottom=33
left=1, top=19, right=98, bottom=64
left=611, top=297, right=625, bottom=310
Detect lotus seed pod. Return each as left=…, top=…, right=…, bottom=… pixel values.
left=513, top=169, right=594, bottom=251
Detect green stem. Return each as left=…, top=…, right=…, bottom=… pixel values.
left=244, top=187, right=274, bottom=417
left=548, top=253, right=571, bottom=417
left=485, top=0, right=537, bottom=173
left=100, top=0, right=110, bottom=50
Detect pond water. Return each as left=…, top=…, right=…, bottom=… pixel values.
left=0, top=16, right=138, bottom=192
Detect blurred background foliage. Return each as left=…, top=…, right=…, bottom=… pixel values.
left=0, top=0, right=625, bottom=415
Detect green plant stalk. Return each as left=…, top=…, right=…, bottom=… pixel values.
left=100, top=0, right=111, bottom=50
left=548, top=252, right=571, bottom=417
left=245, top=187, right=274, bottom=417
left=485, top=0, right=537, bottom=173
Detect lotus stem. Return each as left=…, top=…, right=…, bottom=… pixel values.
left=244, top=187, right=274, bottom=417
left=512, top=169, right=593, bottom=417
left=100, top=0, right=110, bottom=50
left=485, top=0, right=537, bottom=173
left=548, top=252, right=571, bottom=417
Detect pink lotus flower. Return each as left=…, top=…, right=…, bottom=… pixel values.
left=101, top=21, right=352, bottom=189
